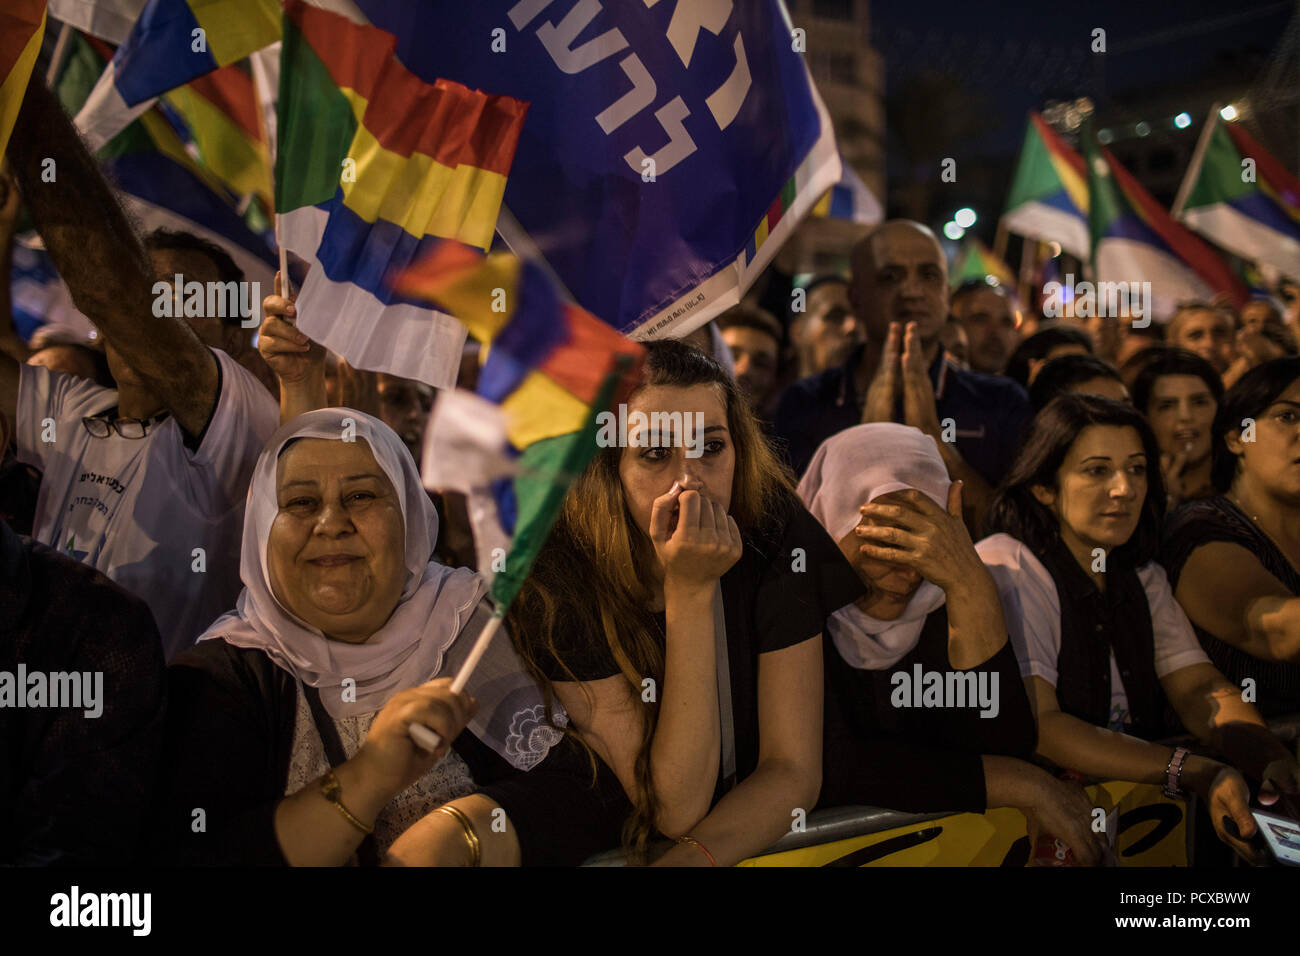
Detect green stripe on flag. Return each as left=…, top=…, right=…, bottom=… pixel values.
left=274, top=16, right=357, bottom=213
left=489, top=360, right=631, bottom=611
left=1183, top=121, right=1255, bottom=209
left=1006, top=119, right=1061, bottom=211
left=1083, top=124, right=1123, bottom=267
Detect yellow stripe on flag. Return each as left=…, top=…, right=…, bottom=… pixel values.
left=811, top=190, right=832, bottom=218
left=415, top=253, right=521, bottom=345
left=755, top=215, right=770, bottom=249
left=1051, top=153, right=1089, bottom=215
left=190, top=0, right=281, bottom=67
left=138, top=108, right=235, bottom=200
left=502, top=369, right=592, bottom=448
left=0, top=8, right=45, bottom=162
left=341, top=122, right=507, bottom=251
left=165, top=85, right=272, bottom=206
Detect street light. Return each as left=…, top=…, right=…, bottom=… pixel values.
left=943, top=221, right=965, bottom=241
left=1174, top=112, right=1191, bottom=129
left=1220, top=104, right=1238, bottom=121
left=954, top=208, right=977, bottom=229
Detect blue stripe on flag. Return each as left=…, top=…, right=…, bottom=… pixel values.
left=829, top=184, right=853, bottom=219
left=312, top=193, right=446, bottom=308
left=103, top=152, right=276, bottom=265
left=1228, top=193, right=1300, bottom=240
left=476, top=260, right=568, bottom=404
left=1106, top=211, right=1173, bottom=256
left=113, top=0, right=215, bottom=106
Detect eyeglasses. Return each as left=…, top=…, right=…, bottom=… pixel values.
left=81, top=410, right=168, bottom=439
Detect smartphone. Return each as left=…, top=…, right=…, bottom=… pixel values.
left=1251, top=809, right=1300, bottom=867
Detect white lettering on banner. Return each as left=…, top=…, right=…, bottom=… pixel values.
left=508, top=0, right=754, bottom=178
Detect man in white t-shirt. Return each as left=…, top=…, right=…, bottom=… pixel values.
left=0, top=75, right=277, bottom=657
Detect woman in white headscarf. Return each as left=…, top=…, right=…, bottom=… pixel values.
left=800, top=423, right=1106, bottom=864
left=151, top=409, right=620, bottom=867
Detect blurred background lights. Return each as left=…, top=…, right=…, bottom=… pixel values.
left=942, top=221, right=965, bottom=241
left=1174, top=112, right=1192, bottom=129
left=1097, top=128, right=1114, bottom=144
left=1047, top=241, right=1062, bottom=258
left=953, top=207, right=977, bottom=229
left=1135, top=121, right=1151, bottom=137
left=1220, top=104, right=1238, bottom=121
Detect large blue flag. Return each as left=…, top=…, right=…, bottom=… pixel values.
left=355, top=0, right=840, bottom=339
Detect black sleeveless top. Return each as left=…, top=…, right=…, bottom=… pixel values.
left=1162, top=496, right=1300, bottom=717
left=1033, top=536, right=1176, bottom=741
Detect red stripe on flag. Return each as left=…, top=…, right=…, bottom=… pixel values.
left=0, top=0, right=45, bottom=76
left=286, top=0, right=527, bottom=175
left=1224, top=122, right=1300, bottom=207
left=766, top=196, right=784, bottom=231
left=540, top=305, right=645, bottom=406
left=189, top=65, right=263, bottom=143
left=286, top=0, right=394, bottom=101
left=1030, top=111, right=1087, bottom=178
left=1103, top=146, right=1248, bottom=307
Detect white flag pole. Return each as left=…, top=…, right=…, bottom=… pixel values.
left=408, top=612, right=507, bottom=752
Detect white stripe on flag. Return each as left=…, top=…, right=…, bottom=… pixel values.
left=280, top=206, right=467, bottom=389
left=1002, top=202, right=1090, bottom=261
left=421, top=389, right=516, bottom=583
left=1182, top=204, right=1300, bottom=282
left=1096, top=239, right=1213, bottom=323
left=48, top=0, right=147, bottom=46
left=73, top=59, right=154, bottom=152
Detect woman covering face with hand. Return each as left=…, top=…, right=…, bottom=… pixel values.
left=152, top=410, right=608, bottom=867
left=800, top=424, right=1105, bottom=865
left=980, top=393, right=1300, bottom=863
left=509, top=340, right=862, bottom=865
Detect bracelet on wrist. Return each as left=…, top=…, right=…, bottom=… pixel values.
left=676, top=834, right=717, bottom=866
left=319, top=769, right=374, bottom=835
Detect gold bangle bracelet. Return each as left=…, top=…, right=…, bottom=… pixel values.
left=435, top=804, right=482, bottom=867
left=319, top=769, right=374, bottom=835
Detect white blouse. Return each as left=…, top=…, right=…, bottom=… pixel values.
left=975, top=533, right=1210, bottom=730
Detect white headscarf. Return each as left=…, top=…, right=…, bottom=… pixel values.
left=197, top=408, right=564, bottom=770
left=797, top=423, right=952, bottom=670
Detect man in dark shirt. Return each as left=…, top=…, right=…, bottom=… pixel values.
left=772, top=220, right=1031, bottom=528
left=0, top=519, right=165, bottom=864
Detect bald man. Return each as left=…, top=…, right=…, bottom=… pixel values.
left=771, top=220, right=1031, bottom=526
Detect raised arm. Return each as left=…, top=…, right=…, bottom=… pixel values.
left=259, top=273, right=326, bottom=424
left=7, top=74, right=217, bottom=434
left=0, top=168, right=24, bottom=437
left=1174, top=541, right=1300, bottom=664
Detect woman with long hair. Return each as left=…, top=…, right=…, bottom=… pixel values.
left=980, top=394, right=1300, bottom=861
left=509, top=339, right=862, bottom=865
left=1131, top=348, right=1222, bottom=510
left=1162, top=357, right=1300, bottom=716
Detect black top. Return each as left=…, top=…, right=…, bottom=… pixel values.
left=530, top=491, right=865, bottom=806
left=0, top=520, right=166, bottom=865
left=770, top=343, right=1033, bottom=479
left=1033, top=536, right=1176, bottom=740
left=819, top=605, right=1035, bottom=814
left=1162, top=496, right=1300, bottom=717
left=150, top=638, right=629, bottom=866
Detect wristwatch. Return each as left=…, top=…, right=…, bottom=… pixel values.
left=1164, top=746, right=1191, bottom=799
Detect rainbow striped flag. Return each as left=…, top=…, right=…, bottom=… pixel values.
left=1003, top=111, right=1090, bottom=260
left=0, top=1, right=46, bottom=161
left=163, top=62, right=272, bottom=211
left=61, top=30, right=276, bottom=290
left=1086, top=129, right=1247, bottom=320
left=1174, top=112, right=1300, bottom=282
left=274, top=0, right=527, bottom=389
left=74, top=0, right=277, bottom=149
left=394, top=242, right=644, bottom=609
left=951, top=238, right=1017, bottom=289
left=809, top=157, right=882, bottom=226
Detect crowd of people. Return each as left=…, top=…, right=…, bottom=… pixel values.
left=3, top=72, right=1300, bottom=868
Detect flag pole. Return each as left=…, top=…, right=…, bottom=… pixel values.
left=993, top=217, right=1009, bottom=263
left=44, top=22, right=72, bottom=86
left=249, top=45, right=290, bottom=298
left=408, top=610, right=507, bottom=752
left=1171, top=105, right=1219, bottom=220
